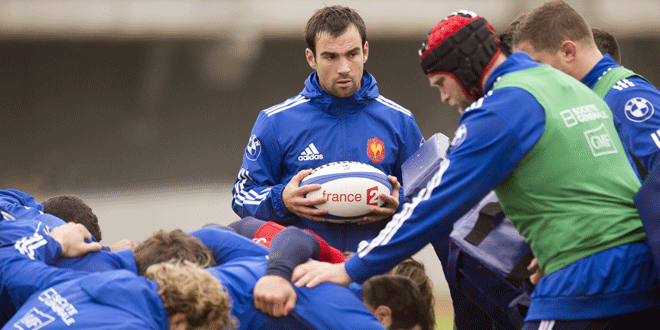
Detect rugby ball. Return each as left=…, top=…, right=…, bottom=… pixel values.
left=300, top=161, right=393, bottom=223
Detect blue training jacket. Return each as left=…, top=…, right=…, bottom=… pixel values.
left=0, top=223, right=168, bottom=330
left=345, top=52, right=660, bottom=321
left=0, top=219, right=137, bottom=327
left=231, top=69, right=424, bottom=251
left=0, top=189, right=66, bottom=229
left=581, top=54, right=660, bottom=173
left=190, top=227, right=386, bottom=330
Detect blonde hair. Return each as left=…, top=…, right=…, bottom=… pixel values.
left=145, top=260, right=236, bottom=330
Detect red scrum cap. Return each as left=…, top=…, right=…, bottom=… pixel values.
left=419, top=10, right=500, bottom=99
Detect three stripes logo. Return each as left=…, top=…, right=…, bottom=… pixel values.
left=1, top=210, right=16, bottom=220
left=298, top=143, right=324, bottom=161
left=651, top=129, right=660, bottom=149
left=15, top=232, right=48, bottom=260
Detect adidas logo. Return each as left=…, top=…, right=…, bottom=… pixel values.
left=298, top=143, right=324, bottom=161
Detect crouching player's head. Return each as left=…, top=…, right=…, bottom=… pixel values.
left=362, top=274, right=433, bottom=330
left=146, top=260, right=236, bottom=330
left=133, top=229, right=217, bottom=276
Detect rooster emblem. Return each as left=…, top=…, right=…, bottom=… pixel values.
left=367, top=137, right=385, bottom=163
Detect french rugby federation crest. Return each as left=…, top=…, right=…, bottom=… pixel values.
left=367, top=137, right=385, bottom=164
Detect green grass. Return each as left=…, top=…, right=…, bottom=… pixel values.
left=435, top=313, right=453, bottom=330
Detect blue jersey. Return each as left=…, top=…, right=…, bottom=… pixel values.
left=0, top=220, right=137, bottom=327
left=231, top=70, right=424, bottom=251
left=0, top=189, right=66, bottom=229
left=582, top=54, right=660, bottom=172
left=0, top=224, right=166, bottom=330
left=190, top=227, right=386, bottom=330
left=345, top=52, right=659, bottom=321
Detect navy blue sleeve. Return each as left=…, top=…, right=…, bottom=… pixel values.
left=345, top=87, right=545, bottom=283
left=227, top=216, right=268, bottom=239
left=265, top=227, right=320, bottom=280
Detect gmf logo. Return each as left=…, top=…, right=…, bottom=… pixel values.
left=367, top=137, right=385, bottom=163
left=584, top=123, right=617, bottom=157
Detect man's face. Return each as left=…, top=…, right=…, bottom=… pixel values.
left=515, top=41, right=571, bottom=74
left=427, top=73, right=474, bottom=114
left=306, top=24, right=368, bottom=98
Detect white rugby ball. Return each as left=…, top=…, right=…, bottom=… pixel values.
left=300, top=161, right=393, bottom=223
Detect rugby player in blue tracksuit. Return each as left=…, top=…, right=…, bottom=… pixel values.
left=511, top=0, right=660, bottom=297
left=0, top=191, right=133, bottom=326
left=0, top=189, right=69, bottom=231
left=189, top=226, right=392, bottom=330
left=0, top=223, right=233, bottom=330
left=293, top=11, right=660, bottom=330
left=231, top=6, right=424, bottom=252
left=0, top=214, right=392, bottom=329
left=512, top=1, right=660, bottom=177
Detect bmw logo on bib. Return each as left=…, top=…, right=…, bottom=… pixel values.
left=624, top=97, right=654, bottom=122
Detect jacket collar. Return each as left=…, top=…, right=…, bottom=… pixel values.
left=580, top=54, right=617, bottom=89
left=300, top=69, right=380, bottom=115
left=483, top=52, right=543, bottom=93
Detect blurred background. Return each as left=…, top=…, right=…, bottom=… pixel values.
left=2, top=0, right=660, bottom=313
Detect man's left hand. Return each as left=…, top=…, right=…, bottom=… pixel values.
left=358, top=175, right=400, bottom=224
left=292, top=260, right=351, bottom=288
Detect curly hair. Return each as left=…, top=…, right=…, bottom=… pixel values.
left=145, top=260, right=236, bottom=330
left=42, top=195, right=102, bottom=241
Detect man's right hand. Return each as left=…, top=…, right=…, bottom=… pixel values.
left=282, top=169, right=329, bottom=221
left=253, top=275, right=297, bottom=317
left=49, top=223, right=102, bottom=257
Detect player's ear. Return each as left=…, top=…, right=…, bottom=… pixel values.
left=559, top=40, right=577, bottom=62
left=373, top=305, right=392, bottom=328
left=363, top=41, right=369, bottom=63
left=168, top=313, right=187, bottom=330
left=306, top=48, right=317, bottom=70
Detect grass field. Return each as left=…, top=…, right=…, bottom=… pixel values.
left=435, top=314, right=453, bottom=330
left=434, top=297, right=454, bottom=330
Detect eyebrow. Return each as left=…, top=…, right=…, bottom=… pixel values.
left=430, top=76, right=444, bottom=87
left=319, top=47, right=361, bottom=57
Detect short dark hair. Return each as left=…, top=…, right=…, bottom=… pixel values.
left=388, top=258, right=435, bottom=327
left=592, top=28, right=621, bottom=64
left=513, top=0, right=593, bottom=52
left=42, top=195, right=102, bottom=242
left=133, top=229, right=216, bottom=276
left=501, top=12, right=529, bottom=56
left=363, top=274, right=433, bottom=330
left=304, top=5, right=366, bottom=56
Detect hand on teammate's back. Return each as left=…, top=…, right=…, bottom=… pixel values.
left=254, top=275, right=298, bottom=317
left=50, top=223, right=102, bottom=257
left=292, top=260, right=352, bottom=288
